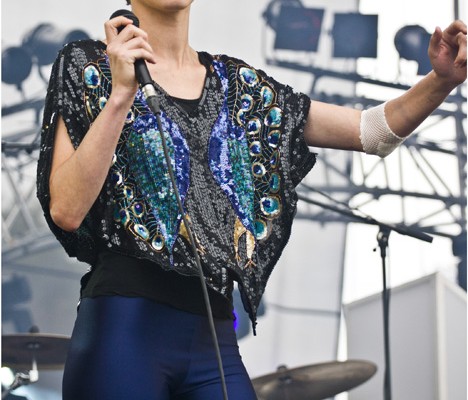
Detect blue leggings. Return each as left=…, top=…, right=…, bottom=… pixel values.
left=62, top=296, right=257, bottom=400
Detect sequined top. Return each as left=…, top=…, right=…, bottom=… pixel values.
left=36, top=40, right=316, bottom=329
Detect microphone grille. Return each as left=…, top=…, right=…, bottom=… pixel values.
left=109, top=9, right=140, bottom=27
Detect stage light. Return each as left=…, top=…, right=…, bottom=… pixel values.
left=65, top=29, right=91, bottom=44
left=262, top=0, right=302, bottom=31
left=2, top=23, right=91, bottom=92
left=394, top=25, right=432, bottom=75
left=265, top=3, right=324, bottom=52
left=22, top=23, right=89, bottom=66
left=332, top=13, right=378, bottom=58
left=1, top=47, right=33, bottom=90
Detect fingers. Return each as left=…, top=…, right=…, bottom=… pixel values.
left=104, top=16, right=134, bottom=44
left=442, top=20, right=467, bottom=48
left=108, top=34, right=156, bottom=65
left=440, top=20, right=467, bottom=68
left=103, top=16, right=157, bottom=96
left=105, top=16, right=157, bottom=65
left=428, top=26, right=443, bottom=59
left=444, top=19, right=467, bottom=37
left=454, top=31, right=467, bottom=67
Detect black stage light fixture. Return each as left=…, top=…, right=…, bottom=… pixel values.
left=332, top=13, right=378, bottom=58
left=22, top=23, right=89, bottom=66
left=263, top=0, right=303, bottom=31
left=273, top=5, right=324, bottom=52
left=2, top=47, right=33, bottom=90
left=394, top=25, right=432, bottom=75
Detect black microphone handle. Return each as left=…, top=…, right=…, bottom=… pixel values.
left=135, top=59, right=153, bottom=87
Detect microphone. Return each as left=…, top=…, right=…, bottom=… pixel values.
left=109, top=9, right=158, bottom=106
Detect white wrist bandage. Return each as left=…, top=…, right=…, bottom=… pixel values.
left=359, top=102, right=406, bottom=158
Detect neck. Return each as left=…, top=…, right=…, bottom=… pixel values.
left=131, top=3, right=195, bottom=67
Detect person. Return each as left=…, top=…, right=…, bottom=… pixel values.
left=36, top=0, right=466, bottom=399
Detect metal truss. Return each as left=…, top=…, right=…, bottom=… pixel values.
left=2, top=97, right=51, bottom=263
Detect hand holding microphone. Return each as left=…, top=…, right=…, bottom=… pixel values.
left=104, top=10, right=157, bottom=102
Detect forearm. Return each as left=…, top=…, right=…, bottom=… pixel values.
left=385, top=71, right=459, bottom=138
left=49, top=94, right=133, bottom=231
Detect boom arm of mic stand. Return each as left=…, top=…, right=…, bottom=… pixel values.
left=297, top=194, right=433, bottom=243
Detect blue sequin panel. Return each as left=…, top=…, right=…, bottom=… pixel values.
left=210, top=60, right=256, bottom=235
left=126, top=113, right=190, bottom=253
left=212, top=58, right=286, bottom=242
left=209, top=107, right=256, bottom=235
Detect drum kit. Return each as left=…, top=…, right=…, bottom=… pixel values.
left=2, top=332, right=376, bottom=399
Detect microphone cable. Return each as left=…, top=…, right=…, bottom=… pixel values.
left=109, top=10, right=229, bottom=400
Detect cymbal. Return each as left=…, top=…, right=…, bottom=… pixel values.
left=2, top=333, right=70, bottom=370
left=252, top=360, right=377, bottom=400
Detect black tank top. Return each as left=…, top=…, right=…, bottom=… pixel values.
left=80, top=248, right=234, bottom=319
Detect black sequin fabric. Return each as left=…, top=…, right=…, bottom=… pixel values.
left=36, top=40, right=316, bottom=328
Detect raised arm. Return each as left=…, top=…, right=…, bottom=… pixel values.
left=48, top=16, right=156, bottom=232
left=304, top=20, right=467, bottom=152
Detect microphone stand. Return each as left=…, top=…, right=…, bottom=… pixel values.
left=376, top=226, right=392, bottom=400
left=297, top=194, right=433, bottom=400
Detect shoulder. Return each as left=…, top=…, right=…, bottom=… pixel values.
left=210, top=53, right=274, bottom=85
left=50, top=39, right=107, bottom=91
left=211, top=53, right=298, bottom=95
left=57, top=39, right=107, bottom=66
left=212, top=53, right=258, bottom=71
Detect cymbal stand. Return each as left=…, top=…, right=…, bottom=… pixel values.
left=1, top=358, right=39, bottom=399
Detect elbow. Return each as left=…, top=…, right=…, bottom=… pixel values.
left=49, top=202, right=83, bottom=232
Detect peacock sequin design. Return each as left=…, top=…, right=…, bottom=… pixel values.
left=84, top=56, right=285, bottom=268
left=83, top=58, right=191, bottom=257
left=127, top=113, right=190, bottom=254
left=209, top=60, right=284, bottom=268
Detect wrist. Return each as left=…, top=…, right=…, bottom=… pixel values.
left=428, top=70, right=461, bottom=93
left=107, top=88, right=137, bottom=114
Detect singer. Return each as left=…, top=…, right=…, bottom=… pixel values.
left=36, top=0, right=466, bottom=399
